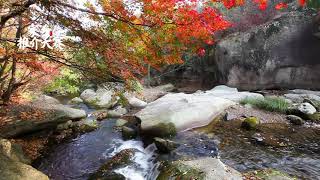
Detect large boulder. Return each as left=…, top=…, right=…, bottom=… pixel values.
left=47, top=105, right=86, bottom=120
left=289, top=89, right=320, bottom=96
left=128, top=96, right=148, bottom=108
left=0, top=139, right=30, bottom=164
left=0, top=139, right=49, bottom=180
left=0, top=153, right=49, bottom=180
left=32, top=96, right=87, bottom=120
left=141, top=83, right=176, bottom=102
left=215, top=9, right=320, bottom=90
left=284, top=93, right=320, bottom=103
left=136, top=92, right=235, bottom=137
left=0, top=111, right=68, bottom=138
left=80, top=88, right=117, bottom=109
left=157, top=157, right=242, bottom=180
left=1, top=96, right=86, bottom=138
left=33, top=95, right=60, bottom=104
left=205, top=85, right=264, bottom=102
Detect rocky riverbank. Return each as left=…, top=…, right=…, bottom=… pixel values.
left=1, top=83, right=320, bottom=179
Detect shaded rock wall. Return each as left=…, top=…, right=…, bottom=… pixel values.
left=159, top=6, right=320, bottom=91
left=215, top=9, right=320, bottom=90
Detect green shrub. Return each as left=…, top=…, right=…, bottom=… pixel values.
left=117, top=92, right=129, bottom=107
left=307, top=0, right=320, bottom=9
left=240, top=96, right=290, bottom=113
left=44, top=68, right=83, bottom=96
left=127, top=79, right=143, bottom=93
left=314, top=101, right=320, bottom=110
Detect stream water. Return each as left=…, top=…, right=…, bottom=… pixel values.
left=37, top=119, right=159, bottom=180
left=205, top=120, right=320, bottom=180
left=36, top=101, right=320, bottom=180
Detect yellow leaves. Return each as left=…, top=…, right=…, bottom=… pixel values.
left=132, top=18, right=143, bottom=25
left=236, top=0, right=245, bottom=6
left=99, top=0, right=112, bottom=11
left=110, top=0, right=125, bottom=12
left=0, top=47, right=6, bottom=56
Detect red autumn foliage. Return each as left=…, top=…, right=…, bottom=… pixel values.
left=275, top=2, right=288, bottom=10
left=298, top=0, right=306, bottom=6
left=197, top=48, right=206, bottom=57
left=0, top=0, right=311, bottom=103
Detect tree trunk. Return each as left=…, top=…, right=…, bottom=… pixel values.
left=1, top=16, right=22, bottom=103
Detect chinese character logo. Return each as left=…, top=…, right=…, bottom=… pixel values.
left=18, top=26, right=65, bottom=50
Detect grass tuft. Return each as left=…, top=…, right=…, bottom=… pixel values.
left=240, top=96, right=290, bottom=113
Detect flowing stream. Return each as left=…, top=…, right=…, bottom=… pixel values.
left=36, top=119, right=159, bottom=180
left=35, top=100, right=320, bottom=180
left=206, top=120, right=320, bottom=180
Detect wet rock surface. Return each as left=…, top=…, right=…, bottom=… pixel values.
left=154, top=137, right=179, bottom=154
left=136, top=91, right=235, bottom=137
left=5, top=87, right=320, bottom=180
left=0, top=139, right=49, bottom=180
left=196, top=119, right=320, bottom=179
left=244, top=169, right=295, bottom=180
left=121, top=126, right=137, bottom=140
left=286, top=115, right=304, bottom=125
left=157, top=157, right=242, bottom=180
left=89, top=149, right=135, bottom=180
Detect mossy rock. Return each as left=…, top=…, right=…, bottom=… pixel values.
left=156, top=123, right=177, bottom=137
left=121, top=126, right=137, bottom=140
left=89, top=149, right=135, bottom=180
left=73, top=121, right=98, bottom=134
left=286, top=115, right=304, bottom=125
left=306, top=113, right=320, bottom=122
left=157, top=161, right=205, bottom=180
left=142, top=122, right=177, bottom=138
left=0, top=139, right=31, bottom=164
left=244, top=169, right=296, bottom=180
left=287, top=108, right=320, bottom=122
left=115, top=119, right=128, bottom=127
left=241, top=117, right=260, bottom=130
left=194, top=114, right=225, bottom=133
left=154, top=137, right=179, bottom=154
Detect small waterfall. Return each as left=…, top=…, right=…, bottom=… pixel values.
left=104, top=140, right=159, bottom=180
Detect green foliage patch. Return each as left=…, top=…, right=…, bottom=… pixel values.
left=308, top=0, right=320, bottom=9
left=240, top=96, right=290, bottom=113
left=44, top=68, right=83, bottom=96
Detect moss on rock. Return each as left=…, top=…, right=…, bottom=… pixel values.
left=306, top=112, right=320, bottom=121
left=195, top=114, right=225, bottom=133
left=142, top=122, right=177, bottom=138
left=157, top=161, right=205, bottom=180
left=241, top=117, right=260, bottom=130
left=89, top=149, right=135, bottom=180
left=244, top=169, right=296, bottom=180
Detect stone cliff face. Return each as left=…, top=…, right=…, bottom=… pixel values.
left=215, top=9, right=320, bottom=90
left=159, top=6, right=320, bottom=91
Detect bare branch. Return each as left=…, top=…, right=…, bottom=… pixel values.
left=0, top=0, right=37, bottom=30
